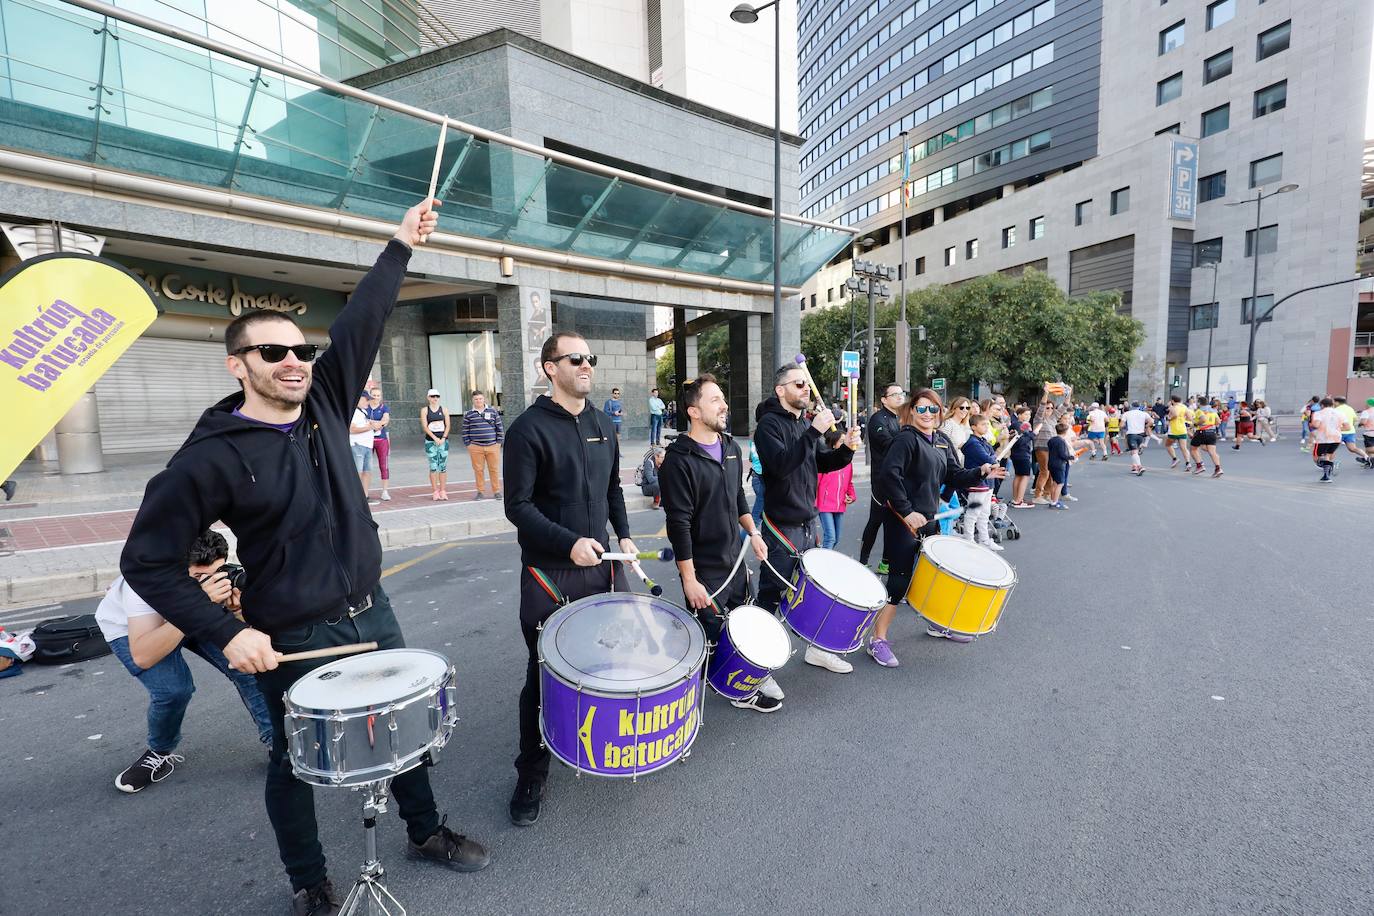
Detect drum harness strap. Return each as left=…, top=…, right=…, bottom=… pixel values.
left=527, top=562, right=618, bottom=609
left=758, top=513, right=803, bottom=590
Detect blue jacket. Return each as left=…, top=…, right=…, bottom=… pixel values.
left=961, top=434, right=997, bottom=469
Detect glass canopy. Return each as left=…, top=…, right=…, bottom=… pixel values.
left=0, top=0, right=853, bottom=288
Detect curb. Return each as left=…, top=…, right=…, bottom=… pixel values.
left=1, top=495, right=661, bottom=611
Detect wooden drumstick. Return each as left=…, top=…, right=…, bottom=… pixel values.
left=277, top=641, right=378, bottom=663
left=793, top=354, right=836, bottom=432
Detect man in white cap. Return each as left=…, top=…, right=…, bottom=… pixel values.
left=1085, top=402, right=1108, bottom=460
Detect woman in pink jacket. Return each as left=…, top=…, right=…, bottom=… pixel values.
left=816, top=428, right=857, bottom=550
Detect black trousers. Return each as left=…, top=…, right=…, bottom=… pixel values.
left=515, top=563, right=618, bottom=782
left=882, top=515, right=940, bottom=605
left=858, top=495, right=888, bottom=566
left=689, top=565, right=751, bottom=644
left=255, top=586, right=439, bottom=893
left=756, top=517, right=819, bottom=614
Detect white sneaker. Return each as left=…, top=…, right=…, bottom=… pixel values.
left=758, top=676, right=784, bottom=701
left=380, top=490, right=391, bottom=501
left=804, top=646, right=853, bottom=673
left=1033, top=496, right=1050, bottom=505
left=1064, top=494, right=1079, bottom=502
left=985, top=541, right=1005, bottom=551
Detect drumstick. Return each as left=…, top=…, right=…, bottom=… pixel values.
left=276, top=641, right=378, bottom=663
left=426, top=120, right=447, bottom=207
left=629, top=560, right=664, bottom=597
left=792, top=354, right=836, bottom=432
left=601, top=548, right=675, bottom=562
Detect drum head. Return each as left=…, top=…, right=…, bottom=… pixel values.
left=799, top=548, right=888, bottom=609
left=921, top=535, right=1016, bottom=587
left=541, top=593, right=706, bottom=694
left=287, top=648, right=450, bottom=710
left=725, top=605, right=790, bottom=669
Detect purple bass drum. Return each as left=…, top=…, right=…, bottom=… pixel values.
left=705, top=604, right=792, bottom=700
left=538, top=593, right=706, bottom=778
left=780, top=548, right=888, bottom=653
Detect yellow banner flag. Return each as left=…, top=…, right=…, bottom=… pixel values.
left=1, top=254, right=159, bottom=479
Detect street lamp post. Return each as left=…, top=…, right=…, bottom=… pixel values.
left=846, top=258, right=892, bottom=463
left=730, top=1, right=784, bottom=369
left=1226, top=182, right=1298, bottom=402
left=897, top=130, right=910, bottom=391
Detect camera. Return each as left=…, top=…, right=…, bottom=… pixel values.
left=219, top=563, right=247, bottom=590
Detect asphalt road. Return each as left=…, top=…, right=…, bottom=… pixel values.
left=2, top=441, right=1371, bottom=915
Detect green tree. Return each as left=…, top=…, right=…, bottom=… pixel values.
left=655, top=344, right=675, bottom=394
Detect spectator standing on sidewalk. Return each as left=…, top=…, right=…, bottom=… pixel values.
left=368, top=386, right=392, bottom=501
left=349, top=392, right=377, bottom=502
left=747, top=438, right=765, bottom=529
left=640, top=446, right=664, bottom=508
left=99, top=529, right=274, bottom=794
left=1, top=479, right=15, bottom=501
left=423, top=389, right=451, bottom=501
left=648, top=388, right=666, bottom=445
left=462, top=391, right=504, bottom=500
left=603, top=387, right=625, bottom=441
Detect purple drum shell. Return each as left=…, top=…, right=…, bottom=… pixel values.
left=781, top=549, right=887, bottom=653
left=706, top=606, right=791, bottom=699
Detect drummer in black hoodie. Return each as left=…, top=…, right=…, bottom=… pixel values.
left=754, top=363, right=860, bottom=674
left=119, top=200, right=490, bottom=916
left=502, top=330, right=637, bottom=827
left=658, top=374, right=772, bottom=711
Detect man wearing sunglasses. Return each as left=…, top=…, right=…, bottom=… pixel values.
left=502, top=331, right=637, bottom=827
left=120, top=199, right=490, bottom=916
left=753, top=364, right=860, bottom=674
left=858, top=384, right=904, bottom=574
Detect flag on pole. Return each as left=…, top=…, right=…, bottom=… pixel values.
left=901, top=145, right=911, bottom=208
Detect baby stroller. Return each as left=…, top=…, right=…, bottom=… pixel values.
left=950, top=493, right=1022, bottom=544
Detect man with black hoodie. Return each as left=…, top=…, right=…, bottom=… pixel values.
left=120, top=200, right=490, bottom=916
left=502, top=330, right=637, bottom=827
left=658, top=375, right=772, bottom=711
left=754, top=363, right=860, bottom=674
left=858, top=383, right=904, bottom=573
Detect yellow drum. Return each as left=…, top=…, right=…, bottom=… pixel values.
left=905, top=535, right=1017, bottom=637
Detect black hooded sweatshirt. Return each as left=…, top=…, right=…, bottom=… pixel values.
left=658, top=431, right=749, bottom=576
left=119, top=240, right=411, bottom=650
left=753, top=395, right=855, bottom=526
left=874, top=425, right=985, bottom=519
left=502, top=395, right=630, bottom=569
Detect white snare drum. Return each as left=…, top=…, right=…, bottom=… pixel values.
left=284, top=648, right=457, bottom=787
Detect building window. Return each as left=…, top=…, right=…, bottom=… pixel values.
left=1194, top=237, right=1223, bottom=266
left=1156, top=123, right=1181, bottom=135
left=1206, top=0, right=1235, bottom=30
left=1110, top=187, right=1130, bottom=215
left=1254, top=81, right=1287, bottom=118
left=1191, top=303, right=1219, bottom=330
left=1075, top=200, right=1091, bottom=226
left=1203, top=48, right=1233, bottom=83
left=1002, top=226, right=1017, bottom=248
left=1250, top=153, right=1282, bottom=187
left=1244, top=225, right=1278, bottom=257
left=827, top=287, right=835, bottom=302
left=1199, top=171, right=1227, bottom=202
left=1159, top=20, right=1185, bottom=54
left=913, top=256, right=925, bottom=276
left=1242, top=294, right=1275, bottom=324
left=1029, top=216, right=1045, bottom=240
left=1201, top=103, right=1230, bottom=137
left=966, top=239, right=979, bottom=260
left=809, top=294, right=816, bottom=308
left=945, top=246, right=957, bottom=267
left=1257, top=20, right=1290, bottom=60
left=1156, top=72, right=1183, bottom=105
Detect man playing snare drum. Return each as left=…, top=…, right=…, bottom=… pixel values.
left=658, top=375, right=771, bottom=711
left=121, top=200, right=490, bottom=916
left=502, top=330, right=638, bottom=827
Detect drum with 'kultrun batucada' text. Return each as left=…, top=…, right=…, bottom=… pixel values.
left=538, top=593, right=706, bottom=778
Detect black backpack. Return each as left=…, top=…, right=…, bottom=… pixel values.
left=30, top=615, right=112, bottom=664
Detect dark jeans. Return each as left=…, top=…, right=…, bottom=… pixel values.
left=255, top=586, right=440, bottom=892
left=650, top=415, right=663, bottom=444
left=110, top=635, right=273, bottom=754
left=757, top=516, right=819, bottom=614
left=516, top=563, right=618, bottom=782
left=883, top=516, right=940, bottom=605
left=690, top=566, right=750, bottom=644
left=858, top=495, right=887, bottom=566
left=749, top=474, right=765, bottom=529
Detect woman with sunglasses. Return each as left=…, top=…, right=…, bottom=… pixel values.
left=422, top=389, right=452, bottom=500
left=867, top=388, right=1006, bottom=665
left=940, top=397, right=974, bottom=456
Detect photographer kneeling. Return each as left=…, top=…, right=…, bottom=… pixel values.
left=97, top=529, right=274, bottom=794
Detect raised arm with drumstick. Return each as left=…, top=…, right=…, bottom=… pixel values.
left=119, top=198, right=491, bottom=909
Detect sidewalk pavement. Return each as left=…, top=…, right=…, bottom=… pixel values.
left=1, top=435, right=871, bottom=610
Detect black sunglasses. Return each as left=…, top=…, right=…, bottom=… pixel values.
left=551, top=352, right=598, bottom=367
left=232, top=343, right=320, bottom=363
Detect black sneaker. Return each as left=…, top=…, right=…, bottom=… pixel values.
left=115, top=748, right=182, bottom=794
left=730, top=693, right=782, bottom=713
left=0, top=479, right=15, bottom=502
left=406, top=816, right=490, bottom=872
left=291, top=879, right=341, bottom=916
left=509, top=778, right=544, bottom=827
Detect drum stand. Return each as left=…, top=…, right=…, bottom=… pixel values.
left=340, top=779, right=406, bottom=916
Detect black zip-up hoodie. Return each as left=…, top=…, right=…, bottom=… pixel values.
left=119, top=240, right=411, bottom=650
left=502, top=395, right=630, bottom=568
left=659, top=432, right=749, bottom=575
left=874, top=425, right=985, bottom=519
left=753, top=395, right=854, bottom=526
left=866, top=405, right=900, bottom=467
